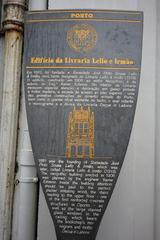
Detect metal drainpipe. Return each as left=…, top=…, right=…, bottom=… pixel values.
left=0, top=1, right=27, bottom=240
left=12, top=104, right=39, bottom=240
left=11, top=1, right=47, bottom=240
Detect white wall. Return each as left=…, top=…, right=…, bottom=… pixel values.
left=26, top=0, right=158, bottom=240
left=155, top=0, right=160, bottom=239
left=0, top=36, right=4, bottom=120
left=48, top=0, right=138, bottom=10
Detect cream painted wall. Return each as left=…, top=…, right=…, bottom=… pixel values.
left=0, top=37, right=4, bottom=120
left=27, top=1, right=157, bottom=240
left=48, top=0, right=138, bottom=10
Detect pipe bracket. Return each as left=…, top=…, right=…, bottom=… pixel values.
left=3, top=1, right=28, bottom=32
left=4, top=1, right=28, bottom=10
left=15, top=177, right=39, bottom=185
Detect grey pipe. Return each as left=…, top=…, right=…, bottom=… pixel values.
left=12, top=111, right=39, bottom=240
left=11, top=2, right=47, bottom=240
left=0, top=1, right=26, bottom=240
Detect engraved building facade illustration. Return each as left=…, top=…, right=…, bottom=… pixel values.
left=66, top=107, right=94, bottom=158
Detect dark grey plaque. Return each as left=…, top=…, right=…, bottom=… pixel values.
left=24, top=9, right=143, bottom=240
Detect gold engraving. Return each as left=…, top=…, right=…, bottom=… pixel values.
left=70, top=13, right=94, bottom=19
left=67, top=24, right=97, bottom=53
left=31, top=57, right=54, bottom=63
left=66, top=107, right=94, bottom=159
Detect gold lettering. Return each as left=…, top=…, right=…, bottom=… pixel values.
left=65, top=57, right=90, bottom=64
left=71, top=13, right=94, bottom=19
left=92, top=58, right=113, bottom=65
left=31, top=57, right=54, bottom=64
left=114, top=58, right=134, bottom=65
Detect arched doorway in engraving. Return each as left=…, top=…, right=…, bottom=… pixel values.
left=66, top=106, right=94, bottom=159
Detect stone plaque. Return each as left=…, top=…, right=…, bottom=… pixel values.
left=24, top=9, right=143, bottom=240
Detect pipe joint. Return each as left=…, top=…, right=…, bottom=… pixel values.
left=15, top=177, right=39, bottom=185
left=3, top=1, right=28, bottom=32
